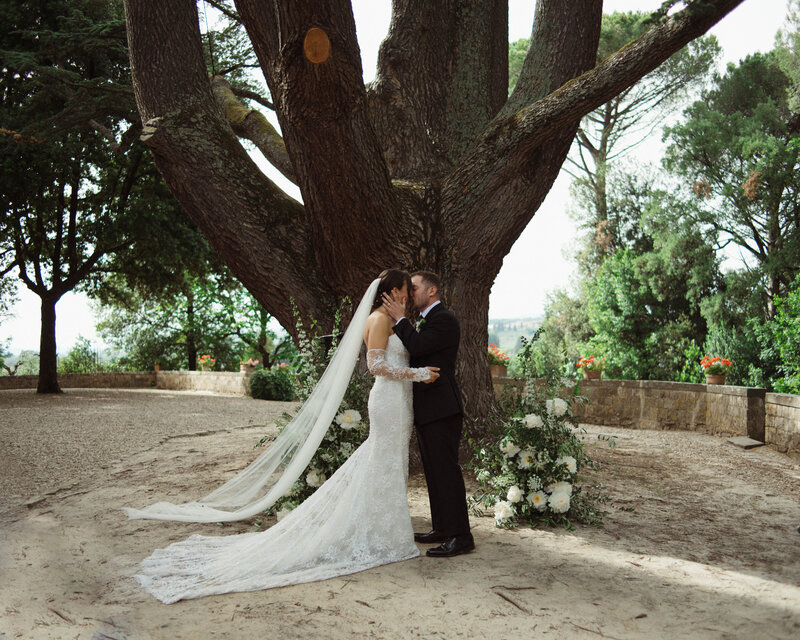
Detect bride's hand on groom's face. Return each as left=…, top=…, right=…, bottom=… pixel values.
left=381, top=292, right=406, bottom=321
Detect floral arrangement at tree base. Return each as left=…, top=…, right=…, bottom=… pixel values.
left=469, top=356, right=611, bottom=529
left=701, top=356, right=731, bottom=385
left=576, top=355, right=605, bottom=380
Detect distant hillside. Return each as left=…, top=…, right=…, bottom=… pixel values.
left=487, top=317, right=543, bottom=355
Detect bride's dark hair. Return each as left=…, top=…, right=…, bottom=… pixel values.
left=372, top=269, right=412, bottom=312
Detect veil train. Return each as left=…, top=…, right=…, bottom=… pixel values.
left=123, top=278, right=381, bottom=523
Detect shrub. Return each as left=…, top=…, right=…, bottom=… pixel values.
left=249, top=366, right=295, bottom=401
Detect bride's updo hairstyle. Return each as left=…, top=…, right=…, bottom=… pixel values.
left=372, top=269, right=412, bottom=312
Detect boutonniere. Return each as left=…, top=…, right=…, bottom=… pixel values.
left=416, top=317, right=426, bottom=331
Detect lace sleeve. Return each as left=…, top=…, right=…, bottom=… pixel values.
left=367, top=349, right=432, bottom=382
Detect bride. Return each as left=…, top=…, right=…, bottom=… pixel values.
left=126, top=269, right=439, bottom=603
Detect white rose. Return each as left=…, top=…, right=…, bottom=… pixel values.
left=548, top=491, right=571, bottom=513
left=506, top=485, right=523, bottom=503
left=306, top=468, right=326, bottom=488
left=500, top=438, right=520, bottom=458
left=493, top=500, right=514, bottom=524
left=527, top=490, right=548, bottom=512
left=546, top=481, right=573, bottom=496
left=523, top=413, right=544, bottom=429
left=335, top=409, right=362, bottom=429
left=557, top=455, right=578, bottom=474
left=517, top=449, right=535, bottom=469
left=546, top=398, right=569, bottom=417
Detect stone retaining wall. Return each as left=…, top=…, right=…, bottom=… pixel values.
left=0, top=370, right=250, bottom=396
left=765, top=393, right=800, bottom=453
left=154, top=371, right=252, bottom=396
left=492, top=377, right=796, bottom=454
left=0, top=372, right=155, bottom=390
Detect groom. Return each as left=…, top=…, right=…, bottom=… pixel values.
left=383, top=271, right=474, bottom=557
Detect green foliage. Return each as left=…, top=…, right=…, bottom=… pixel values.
left=249, top=366, right=295, bottom=401
left=469, top=357, right=610, bottom=529
left=58, top=336, right=100, bottom=373
left=664, top=52, right=800, bottom=309
left=97, top=269, right=285, bottom=371
left=776, top=0, right=800, bottom=111
left=753, top=274, right=800, bottom=393
left=507, top=38, right=528, bottom=95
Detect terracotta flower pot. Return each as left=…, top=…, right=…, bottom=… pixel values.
left=705, top=374, right=726, bottom=385
left=240, top=364, right=255, bottom=374
left=490, top=364, right=508, bottom=378
left=583, top=369, right=602, bottom=380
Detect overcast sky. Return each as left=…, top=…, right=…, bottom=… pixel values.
left=2, top=0, right=791, bottom=354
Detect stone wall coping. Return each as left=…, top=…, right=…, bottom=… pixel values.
left=765, top=392, right=800, bottom=409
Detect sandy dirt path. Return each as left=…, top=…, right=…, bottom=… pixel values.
left=1, top=388, right=799, bottom=639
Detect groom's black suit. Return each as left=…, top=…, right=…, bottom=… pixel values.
left=393, top=303, right=471, bottom=538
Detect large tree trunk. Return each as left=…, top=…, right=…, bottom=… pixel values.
left=37, top=295, right=62, bottom=394
left=123, top=0, right=746, bottom=428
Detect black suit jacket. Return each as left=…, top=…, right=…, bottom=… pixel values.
left=392, top=303, right=463, bottom=426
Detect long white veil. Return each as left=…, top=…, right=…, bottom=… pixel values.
left=124, top=278, right=381, bottom=523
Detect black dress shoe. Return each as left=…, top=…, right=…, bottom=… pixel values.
left=426, top=535, right=475, bottom=557
left=414, top=530, right=448, bottom=544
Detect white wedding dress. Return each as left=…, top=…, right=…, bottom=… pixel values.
left=134, top=334, right=428, bottom=603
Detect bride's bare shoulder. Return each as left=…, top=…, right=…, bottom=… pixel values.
left=366, top=310, right=392, bottom=327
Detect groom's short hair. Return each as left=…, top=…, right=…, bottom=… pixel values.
left=413, top=271, right=441, bottom=293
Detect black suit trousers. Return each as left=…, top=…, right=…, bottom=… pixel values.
left=415, top=413, right=470, bottom=537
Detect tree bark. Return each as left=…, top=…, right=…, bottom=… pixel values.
left=37, top=295, right=62, bottom=394
left=124, top=0, right=746, bottom=427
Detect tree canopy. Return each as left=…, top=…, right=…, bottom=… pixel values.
left=120, top=0, right=746, bottom=420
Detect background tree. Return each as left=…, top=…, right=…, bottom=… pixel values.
left=664, top=52, right=800, bottom=318
left=123, top=0, right=745, bottom=423
left=96, top=267, right=287, bottom=371
left=776, top=0, right=800, bottom=112
left=0, top=1, right=162, bottom=392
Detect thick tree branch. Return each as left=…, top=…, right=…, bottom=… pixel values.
left=443, top=0, right=745, bottom=275
left=237, top=0, right=399, bottom=295
left=210, top=75, right=295, bottom=183
left=124, top=0, right=336, bottom=330
left=229, top=85, right=274, bottom=111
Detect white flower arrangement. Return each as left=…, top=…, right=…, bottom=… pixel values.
left=547, top=481, right=573, bottom=496
left=548, top=491, right=571, bottom=513
left=494, top=500, right=514, bottom=524
left=517, top=449, right=535, bottom=469
left=545, top=398, right=569, bottom=417
left=306, top=468, right=326, bottom=488
left=523, top=413, right=544, bottom=429
left=556, top=455, right=578, bottom=474
left=335, top=409, right=362, bottom=429
left=468, top=365, right=609, bottom=528
left=527, top=490, right=548, bottom=511
left=499, top=438, right=521, bottom=457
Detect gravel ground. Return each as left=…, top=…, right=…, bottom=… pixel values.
left=0, top=388, right=296, bottom=520
left=1, top=388, right=799, bottom=638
